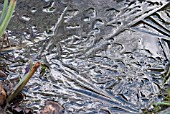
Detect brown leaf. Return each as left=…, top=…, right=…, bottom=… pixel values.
left=41, top=101, right=63, bottom=114
left=0, top=81, right=6, bottom=106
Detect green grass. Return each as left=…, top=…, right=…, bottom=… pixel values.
left=0, top=0, right=16, bottom=39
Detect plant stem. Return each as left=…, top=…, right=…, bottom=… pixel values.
left=7, top=62, right=41, bottom=103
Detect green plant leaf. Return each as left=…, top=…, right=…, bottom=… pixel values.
left=0, top=0, right=8, bottom=24
left=0, top=0, right=16, bottom=39
left=156, top=101, right=170, bottom=106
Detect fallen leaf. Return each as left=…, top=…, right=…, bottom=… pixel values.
left=41, top=101, right=63, bottom=114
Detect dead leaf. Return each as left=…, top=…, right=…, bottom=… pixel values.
left=41, top=101, right=63, bottom=114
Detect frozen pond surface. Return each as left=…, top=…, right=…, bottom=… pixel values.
left=2, top=0, right=170, bottom=113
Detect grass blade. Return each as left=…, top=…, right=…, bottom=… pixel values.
left=156, top=101, right=170, bottom=106
left=0, top=0, right=8, bottom=24
left=0, top=0, right=16, bottom=39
